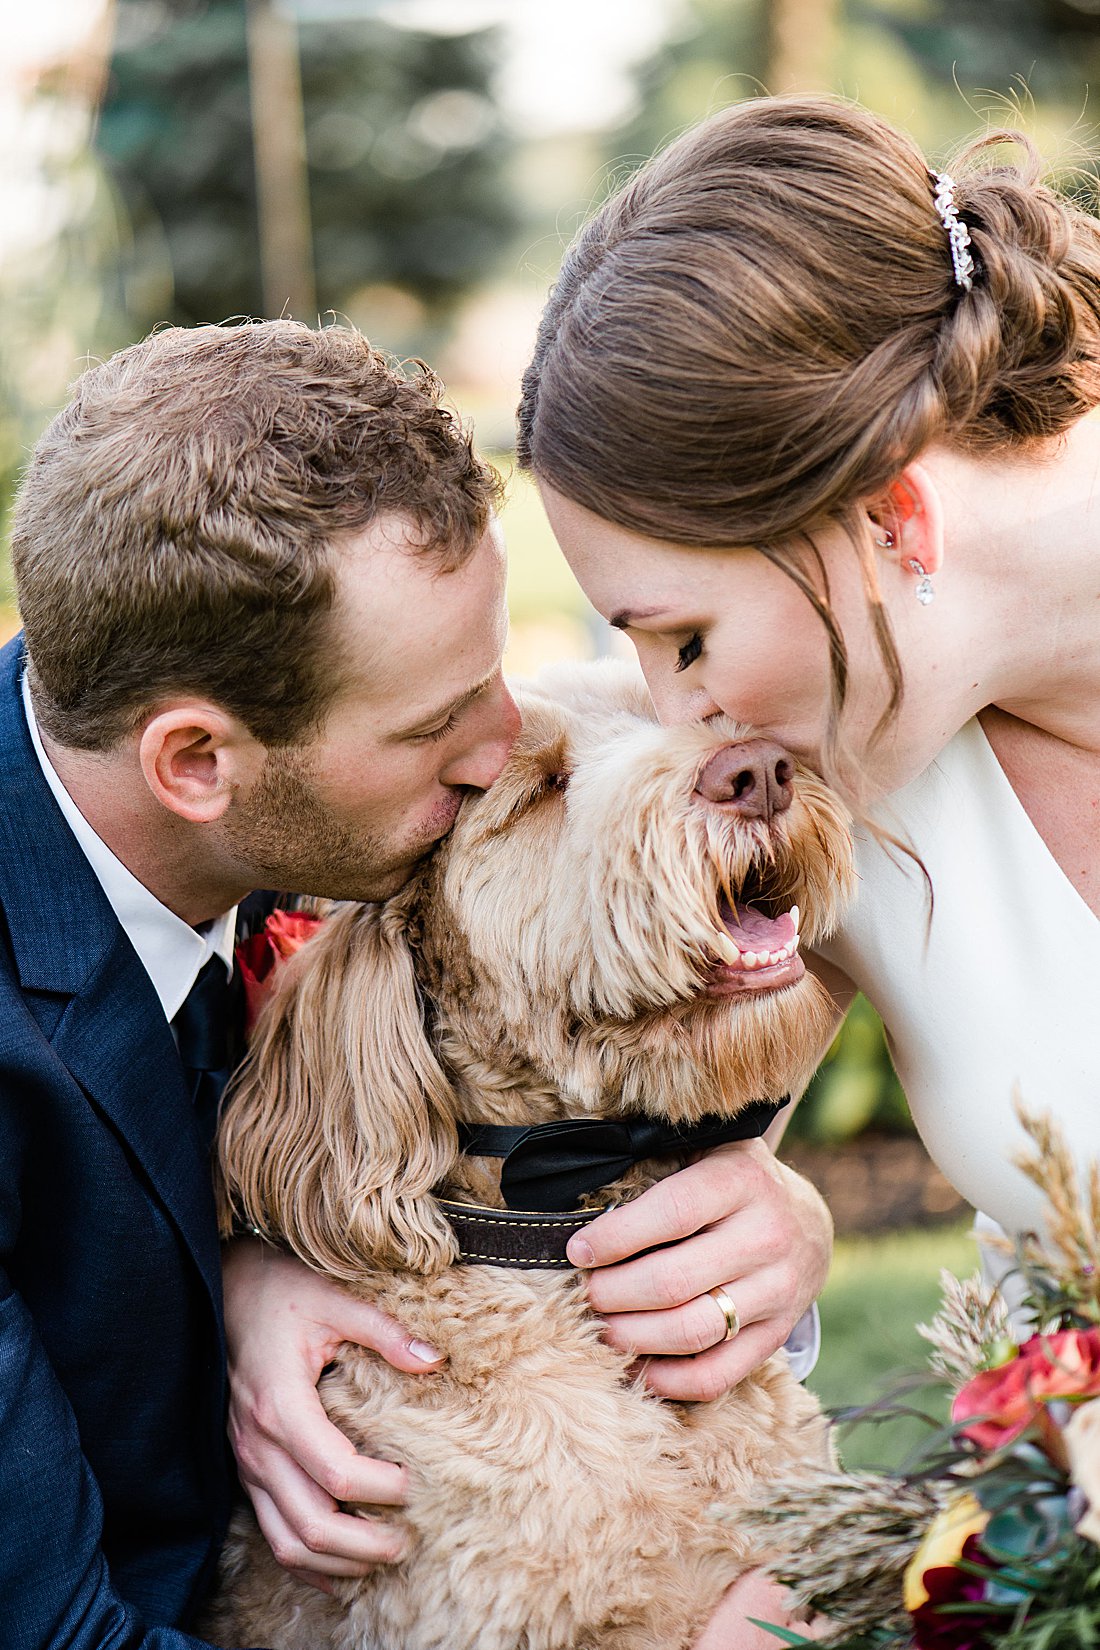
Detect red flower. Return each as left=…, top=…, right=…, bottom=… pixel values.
left=909, top=1532, right=995, bottom=1650
left=953, top=1329, right=1100, bottom=1451
left=236, top=909, right=325, bottom=1033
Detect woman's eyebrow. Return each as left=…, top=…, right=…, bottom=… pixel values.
left=609, top=607, right=671, bottom=630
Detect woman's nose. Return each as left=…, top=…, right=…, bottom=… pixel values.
left=693, top=740, right=794, bottom=821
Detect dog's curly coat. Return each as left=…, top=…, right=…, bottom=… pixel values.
left=205, top=661, right=855, bottom=1650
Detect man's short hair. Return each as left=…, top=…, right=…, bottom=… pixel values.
left=11, top=320, right=501, bottom=751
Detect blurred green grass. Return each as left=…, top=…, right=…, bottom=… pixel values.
left=808, top=1221, right=978, bottom=1470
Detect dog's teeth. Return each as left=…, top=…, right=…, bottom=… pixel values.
left=789, top=904, right=800, bottom=931
left=742, top=951, right=759, bottom=968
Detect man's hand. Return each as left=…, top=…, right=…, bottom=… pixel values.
left=222, top=1239, right=445, bottom=1583
left=566, top=1140, right=832, bottom=1400
left=694, top=1570, right=826, bottom=1648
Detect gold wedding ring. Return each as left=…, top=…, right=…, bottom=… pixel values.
left=708, top=1285, right=741, bottom=1342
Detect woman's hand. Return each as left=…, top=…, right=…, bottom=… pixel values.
left=566, top=1140, right=832, bottom=1400
left=222, top=1239, right=445, bottom=1584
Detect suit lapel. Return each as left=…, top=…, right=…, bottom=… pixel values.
left=0, top=636, right=224, bottom=1328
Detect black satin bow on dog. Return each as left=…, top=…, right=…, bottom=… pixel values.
left=458, top=1099, right=789, bottom=1213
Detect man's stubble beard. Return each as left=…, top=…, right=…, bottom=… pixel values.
left=221, top=746, right=436, bottom=902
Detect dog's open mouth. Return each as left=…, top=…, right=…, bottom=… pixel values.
left=705, top=883, right=804, bottom=998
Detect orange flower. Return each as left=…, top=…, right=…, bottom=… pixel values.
left=952, top=1328, right=1100, bottom=1451
left=236, top=909, right=325, bottom=1032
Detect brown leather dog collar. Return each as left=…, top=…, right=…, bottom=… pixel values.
left=437, top=1199, right=608, bottom=1269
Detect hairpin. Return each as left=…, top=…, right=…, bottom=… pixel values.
left=929, top=171, right=975, bottom=292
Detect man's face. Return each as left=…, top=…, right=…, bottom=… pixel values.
left=223, top=515, right=520, bottom=901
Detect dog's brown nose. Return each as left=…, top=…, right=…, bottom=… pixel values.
left=694, top=740, right=795, bottom=820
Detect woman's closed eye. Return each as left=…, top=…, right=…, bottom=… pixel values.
left=675, top=633, right=703, bottom=673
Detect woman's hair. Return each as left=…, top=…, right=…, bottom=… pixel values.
left=517, top=95, right=1100, bottom=779
left=13, top=320, right=501, bottom=752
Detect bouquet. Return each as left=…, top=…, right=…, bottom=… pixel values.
left=738, top=1107, right=1100, bottom=1650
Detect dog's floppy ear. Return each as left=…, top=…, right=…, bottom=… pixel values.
left=218, top=895, right=459, bottom=1278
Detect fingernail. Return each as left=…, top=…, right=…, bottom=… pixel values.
left=409, top=1338, right=445, bottom=1364
left=567, top=1238, right=593, bottom=1268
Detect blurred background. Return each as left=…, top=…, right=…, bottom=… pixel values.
left=5, top=0, right=1096, bottom=1458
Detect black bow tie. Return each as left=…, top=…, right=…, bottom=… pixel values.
left=457, top=1099, right=789, bottom=1212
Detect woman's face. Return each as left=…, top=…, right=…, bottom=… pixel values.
left=539, top=481, right=950, bottom=798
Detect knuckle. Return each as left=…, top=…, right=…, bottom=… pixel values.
left=673, top=1306, right=717, bottom=1357
left=773, top=1259, right=801, bottom=1306
left=323, top=1467, right=355, bottom=1505
left=664, top=1177, right=701, bottom=1237
left=694, top=1361, right=734, bottom=1403
left=230, top=1436, right=264, bottom=1482
left=654, top=1265, right=692, bottom=1311
left=268, top=1535, right=305, bottom=1571
left=296, top=1516, right=329, bottom=1555
left=249, top=1392, right=283, bottom=1441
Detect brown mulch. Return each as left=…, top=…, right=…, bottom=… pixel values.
left=781, top=1134, right=970, bottom=1235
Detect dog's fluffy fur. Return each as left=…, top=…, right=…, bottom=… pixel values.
left=204, top=661, right=855, bottom=1650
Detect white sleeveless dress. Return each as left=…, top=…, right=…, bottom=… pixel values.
left=814, top=717, right=1099, bottom=1242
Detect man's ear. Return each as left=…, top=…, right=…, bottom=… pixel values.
left=138, top=704, right=264, bottom=824
left=867, top=461, right=945, bottom=577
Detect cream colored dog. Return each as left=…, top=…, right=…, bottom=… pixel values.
left=205, top=661, right=854, bottom=1650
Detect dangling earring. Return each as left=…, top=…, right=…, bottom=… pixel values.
left=906, top=557, right=935, bottom=605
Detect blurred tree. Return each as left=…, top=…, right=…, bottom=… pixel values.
left=789, top=995, right=912, bottom=1145
left=95, top=0, right=520, bottom=329
left=607, top=0, right=765, bottom=173
left=858, top=0, right=1100, bottom=107
left=607, top=0, right=843, bottom=173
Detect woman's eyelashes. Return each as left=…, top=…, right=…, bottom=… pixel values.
left=675, top=632, right=703, bottom=673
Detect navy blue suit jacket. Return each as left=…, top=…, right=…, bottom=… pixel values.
left=0, top=635, right=261, bottom=1647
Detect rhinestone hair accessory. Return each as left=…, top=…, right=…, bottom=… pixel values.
left=929, top=171, right=975, bottom=292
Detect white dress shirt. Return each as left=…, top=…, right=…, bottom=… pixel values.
left=21, top=668, right=236, bottom=1023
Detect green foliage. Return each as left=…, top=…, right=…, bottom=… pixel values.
left=858, top=0, right=1100, bottom=107
left=605, top=0, right=766, bottom=184
left=96, top=0, right=520, bottom=327
left=809, top=1224, right=976, bottom=1469
left=791, top=994, right=912, bottom=1144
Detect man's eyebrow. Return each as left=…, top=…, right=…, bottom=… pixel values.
left=609, top=607, right=669, bottom=630
left=394, top=668, right=498, bottom=738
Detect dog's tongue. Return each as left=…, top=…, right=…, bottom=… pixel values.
left=722, top=900, right=795, bottom=951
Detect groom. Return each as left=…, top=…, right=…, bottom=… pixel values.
left=0, top=320, right=830, bottom=1649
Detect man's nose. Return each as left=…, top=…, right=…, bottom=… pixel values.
left=693, top=740, right=795, bottom=821
left=442, top=682, right=521, bottom=792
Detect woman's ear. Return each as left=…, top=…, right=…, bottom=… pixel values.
left=217, top=892, right=459, bottom=1279
left=867, top=461, right=945, bottom=577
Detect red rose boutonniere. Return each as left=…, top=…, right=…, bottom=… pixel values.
left=236, top=909, right=326, bottom=1033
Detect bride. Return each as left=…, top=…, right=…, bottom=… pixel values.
left=515, top=91, right=1100, bottom=1643
left=519, top=92, right=1098, bottom=1242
